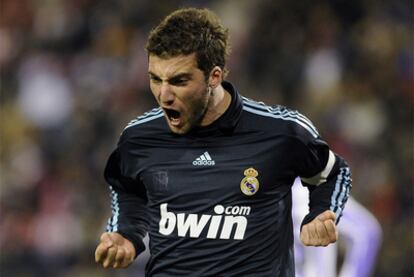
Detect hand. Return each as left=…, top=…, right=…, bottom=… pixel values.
left=300, top=210, right=338, bottom=247
left=95, top=232, right=136, bottom=268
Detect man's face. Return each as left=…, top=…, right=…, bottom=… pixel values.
left=148, top=53, right=211, bottom=134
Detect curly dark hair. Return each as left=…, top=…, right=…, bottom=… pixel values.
left=146, top=8, right=230, bottom=79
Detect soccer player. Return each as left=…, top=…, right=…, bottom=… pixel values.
left=292, top=178, right=382, bottom=277
left=95, top=8, right=352, bottom=276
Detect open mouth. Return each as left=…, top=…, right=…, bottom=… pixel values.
left=163, top=108, right=181, bottom=126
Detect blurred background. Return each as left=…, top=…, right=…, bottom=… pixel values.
left=0, top=0, right=412, bottom=276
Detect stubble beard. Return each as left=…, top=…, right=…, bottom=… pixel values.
left=170, top=86, right=211, bottom=135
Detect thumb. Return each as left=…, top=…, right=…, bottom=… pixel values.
left=316, top=210, right=336, bottom=222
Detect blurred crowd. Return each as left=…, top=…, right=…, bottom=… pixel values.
left=0, top=0, right=412, bottom=276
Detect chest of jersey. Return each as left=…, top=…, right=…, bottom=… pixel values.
left=135, top=134, right=295, bottom=208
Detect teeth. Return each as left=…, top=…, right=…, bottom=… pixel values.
left=170, top=117, right=180, bottom=126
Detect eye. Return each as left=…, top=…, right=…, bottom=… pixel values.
left=150, top=75, right=161, bottom=84
left=170, top=78, right=188, bottom=86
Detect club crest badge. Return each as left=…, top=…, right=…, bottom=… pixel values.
left=240, top=167, right=260, bottom=196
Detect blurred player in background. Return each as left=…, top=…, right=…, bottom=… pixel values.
left=293, top=178, right=382, bottom=277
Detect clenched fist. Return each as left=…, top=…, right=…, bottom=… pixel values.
left=95, top=232, right=136, bottom=268
left=300, top=210, right=338, bottom=247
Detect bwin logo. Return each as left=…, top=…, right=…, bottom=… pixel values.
left=192, top=152, right=215, bottom=166
left=158, top=204, right=250, bottom=240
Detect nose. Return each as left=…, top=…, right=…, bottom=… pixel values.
left=159, top=83, right=175, bottom=106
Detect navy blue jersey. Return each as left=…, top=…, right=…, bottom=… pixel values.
left=104, top=81, right=351, bottom=276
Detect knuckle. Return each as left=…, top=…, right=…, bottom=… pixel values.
left=118, top=248, right=125, bottom=257
left=125, top=249, right=131, bottom=259
left=100, top=232, right=109, bottom=242
left=116, top=252, right=122, bottom=260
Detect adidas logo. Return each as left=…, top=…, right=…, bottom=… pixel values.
left=192, top=151, right=215, bottom=166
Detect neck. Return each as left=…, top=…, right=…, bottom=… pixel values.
left=200, top=84, right=231, bottom=126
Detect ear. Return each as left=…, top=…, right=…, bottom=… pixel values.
left=208, top=66, right=223, bottom=88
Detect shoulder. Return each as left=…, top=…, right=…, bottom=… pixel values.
left=119, top=107, right=165, bottom=142
left=124, top=107, right=164, bottom=130
left=241, top=96, right=320, bottom=139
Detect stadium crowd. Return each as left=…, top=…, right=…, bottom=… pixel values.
left=1, top=0, right=412, bottom=276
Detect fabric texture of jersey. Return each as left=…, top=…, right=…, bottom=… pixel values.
left=104, top=81, right=352, bottom=276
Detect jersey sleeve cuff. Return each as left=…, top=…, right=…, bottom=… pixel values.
left=300, top=207, right=331, bottom=230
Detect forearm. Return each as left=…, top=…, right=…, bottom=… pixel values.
left=106, top=183, right=149, bottom=257
left=301, top=153, right=352, bottom=228
left=103, top=146, right=150, bottom=257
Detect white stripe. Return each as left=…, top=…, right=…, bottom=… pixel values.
left=106, top=218, right=112, bottom=232
left=336, top=168, right=351, bottom=212
left=125, top=108, right=163, bottom=125
left=339, top=169, right=351, bottom=205
left=301, top=150, right=336, bottom=186
left=244, top=101, right=319, bottom=136
left=243, top=106, right=319, bottom=138
left=140, top=107, right=162, bottom=118
left=330, top=169, right=343, bottom=219
left=242, top=98, right=319, bottom=136
left=330, top=169, right=345, bottom=207
left=243, top=98, right=312, bottom=125
left=321, top=150, right=336, bottom=180
left=330, top=167, right=351, bottom=222
left=126, top=108, right=162, bottom=126
left=200, top=155, right=207, bottom=161
left=204, top=152, right=212, bottom=160
left=124, top=112, right=164, bottom=130
left=106, top=186, right=120, bottom=232
left=242, top=100, right=319, bottom=137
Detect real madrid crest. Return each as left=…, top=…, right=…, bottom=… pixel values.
left=240, top=167, right=260, bottom=196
